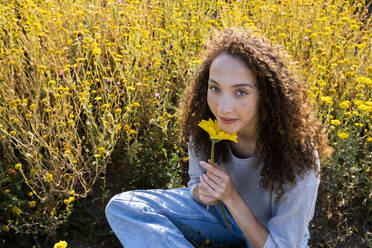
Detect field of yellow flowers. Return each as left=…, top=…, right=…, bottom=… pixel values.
left=0, top=0, right=371, bottom=247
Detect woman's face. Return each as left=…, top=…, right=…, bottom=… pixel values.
left=207, top=53, right=260, bottom=142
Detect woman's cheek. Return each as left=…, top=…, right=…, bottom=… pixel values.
left=207, top=94, right=218, bottom=115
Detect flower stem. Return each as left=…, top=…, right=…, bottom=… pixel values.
left=211, top=139, right=231, bottom=231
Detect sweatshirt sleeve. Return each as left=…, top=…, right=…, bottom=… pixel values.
left=262, top=150, right=320, bottom=248
left=187, top=137, right=206, bottom=202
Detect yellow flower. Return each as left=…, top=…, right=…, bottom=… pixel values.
left=64, top=173, right=72, bottom=181
left=320, top=96, right=333, bottom=106
left=28, top=201, right=36, bottom=208
left=2, top=225, right=10, bottom=232
left=192, top=59, right=203, bottom=64
left=46, top=173, right=53, bottom=182
left=356, top=76, right=371, bottom=85
left=69, top=189, right=75, bottom=195
left=15, top=163, right=22, bottom=170
left=198, top=118, right=238, bottom=143
left=339, top=101, right=350, bottom=109
left=92, top=47, right=101, bottom=56
left=64, top=196, right=74, bottom=205
left=29, top=168, right=36, bottom=177
left=98, top=147, right=106, bottom=154
left=330, top=120, right=341, bottom=126
left=11, top=206, right=22, bottom=215
left=338, top=132, right=349, bottom=139
left=358, top=104, right=368, bottom=111
left=53, top=241, right=68, bottom=248
left=366, top=137, right=372, bottom=142
left=350, top=24, right=359, bottom=31
left=115, top=108, right=122, bottom=114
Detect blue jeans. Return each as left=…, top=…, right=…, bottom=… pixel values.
left=105, top=187, right=310, bottom=248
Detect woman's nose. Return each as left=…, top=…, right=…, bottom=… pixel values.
left=217, top=96, right=234, bottom=114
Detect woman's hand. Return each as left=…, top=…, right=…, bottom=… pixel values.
left=198, top=160, right=238, bottom=205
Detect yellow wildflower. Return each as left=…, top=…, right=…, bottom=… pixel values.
left=92, top=47, right=101, bottom=56
left=339, top=101, right=350, bottom=109
left=198, top=118, right=238, bottom=143
left=28, top=201, right=36, bottom=208
left=11, top=206, right=22, bottom=215
left=46, top=173, right=53, bottom=182
left=64, top=173, right=72, bottom=181
left=98, top=147, right=106, bottom=154
left=15, top=163, right=22, bottom=170
left=2, top=225, right=10, bottom=232
left=330, top=120, right=341, bottom=126
left=53, top=241, right=68, bottom=248
left=338, top=132, right=349, bottom=139
left=350, top=24, right=359, bottom=31
left=320, top=96, right=333, bottom=106
left=29, top=168, right=36, bottom=177
left=64, top=196, right=74, bottom=205
left=358, top=104, right=368, bottom=111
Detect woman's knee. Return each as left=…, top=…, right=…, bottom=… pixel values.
left=105, top=191, right=136, bottom=218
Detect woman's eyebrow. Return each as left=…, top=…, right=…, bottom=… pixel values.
left=208, top=78, right=253, bottom=89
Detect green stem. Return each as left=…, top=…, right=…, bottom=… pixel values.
left=211, top=140, right=215, bottom=165
left=211, top=139, right=231, bottom=231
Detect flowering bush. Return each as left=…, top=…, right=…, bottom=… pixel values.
left=0, top=0, right=370, bottom=246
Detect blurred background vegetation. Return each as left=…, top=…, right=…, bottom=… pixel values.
left=0, top=0, right=370, bottom=247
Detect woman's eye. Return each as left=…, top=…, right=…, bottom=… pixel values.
left=209, top=86, right=219, bottom=92
left=236, top=90, right=248, bottom=96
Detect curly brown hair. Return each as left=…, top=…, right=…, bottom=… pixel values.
left=177, top=27, right=334, bottom=201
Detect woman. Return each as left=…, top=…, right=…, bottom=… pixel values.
left=105, top=27, right=332, bottom=248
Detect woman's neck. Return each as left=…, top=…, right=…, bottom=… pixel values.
left=229, top=139, right=256, bottom=158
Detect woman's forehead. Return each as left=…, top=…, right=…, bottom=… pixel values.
left=209, top=54, right=257, bottom=86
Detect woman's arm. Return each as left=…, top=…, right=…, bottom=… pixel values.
left=223, top=188, right=269, bottom=248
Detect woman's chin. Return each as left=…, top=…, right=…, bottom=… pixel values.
left=220, top=125, right=238, bottom=134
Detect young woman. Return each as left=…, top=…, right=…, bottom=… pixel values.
left=105, top=27, right=332, bottom=248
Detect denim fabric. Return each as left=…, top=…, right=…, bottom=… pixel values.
left=105, top=187, right=310, bottom=248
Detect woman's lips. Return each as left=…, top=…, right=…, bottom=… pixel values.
left=219, top=117, right=238, bottom=124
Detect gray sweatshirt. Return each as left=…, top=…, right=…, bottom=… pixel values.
left=187, top=140, right=320, bottom=248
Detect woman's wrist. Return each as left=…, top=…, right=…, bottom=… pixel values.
left=192, top=184, right=201, bottom=202
left=223, top=188, right=240, bottom=209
